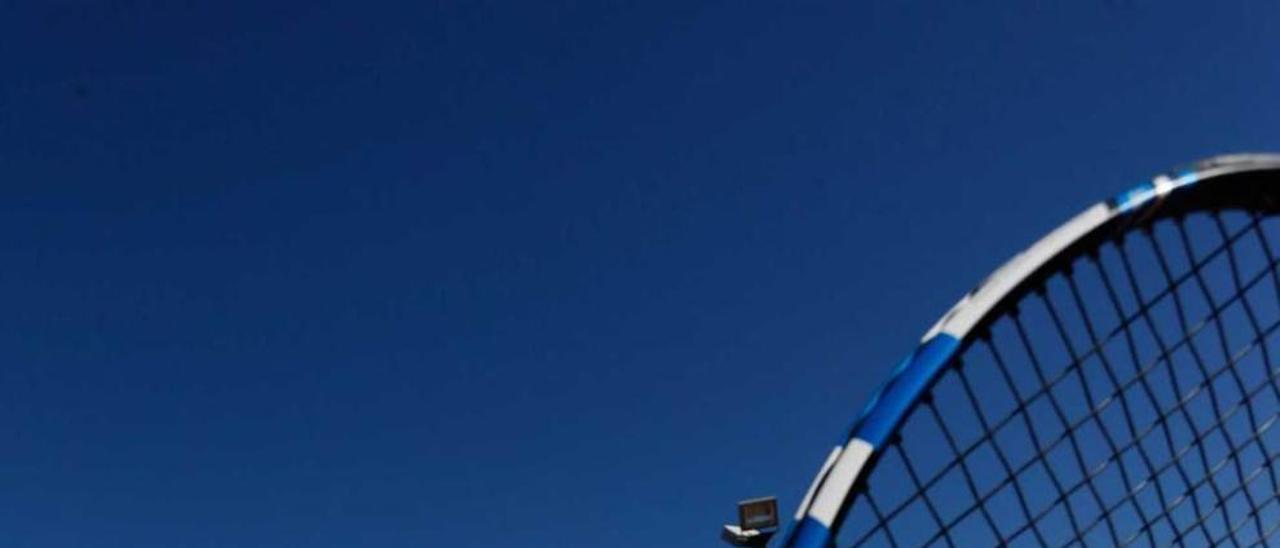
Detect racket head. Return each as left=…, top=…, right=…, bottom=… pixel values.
left=785, top=154, right=1280, bottom=547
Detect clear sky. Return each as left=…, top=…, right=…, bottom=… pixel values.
left=1, top=1, right=1279, bottom=547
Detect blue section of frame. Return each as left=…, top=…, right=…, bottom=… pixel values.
left=787, top=516, right=833, bottom=548
left=780, top=334, right=960, bottom=548
left=852, top=334, right=960, bottom=448
left=1112, top=181, right=1155, bottom=212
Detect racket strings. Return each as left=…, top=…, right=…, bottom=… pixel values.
left=839, top=212, right=1280, bottom=547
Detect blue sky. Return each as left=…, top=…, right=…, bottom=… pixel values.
left=1, top=1, right=1279, bottom=547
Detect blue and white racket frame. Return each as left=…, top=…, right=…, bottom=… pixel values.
left=780, top=154, right=1280, bottom=548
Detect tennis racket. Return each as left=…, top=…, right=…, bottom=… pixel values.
left=782, top=154, right=1280, bottom=547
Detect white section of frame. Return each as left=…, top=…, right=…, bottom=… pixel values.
left=806, top=438, right=874, bottom=527
left=921, top=154, right=1280, bottom=344
left=794, top=446, right=843, bottom=520
left=922, top=202, right=1115, bottom=341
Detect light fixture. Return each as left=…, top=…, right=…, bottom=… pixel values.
left=721, top=496, right=778, bottom=546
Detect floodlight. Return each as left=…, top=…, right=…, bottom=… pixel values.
left=721, top=496, right=778, bottom=546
